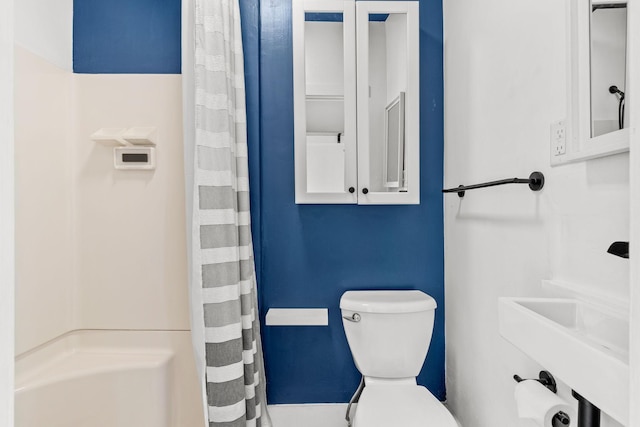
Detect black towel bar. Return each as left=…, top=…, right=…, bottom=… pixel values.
left=442, top=171, right=545, bottom=197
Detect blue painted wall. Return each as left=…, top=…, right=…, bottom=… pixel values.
left=239, top=0, right=263, bottom=279
left=73, top=0, right=181, bottom=73
left=257, top=0, right=445, bottom=404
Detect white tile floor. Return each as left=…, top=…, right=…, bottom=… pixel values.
left=267, top=403, right=463, bottom=427
left=268, top=404, right=349, bottom=427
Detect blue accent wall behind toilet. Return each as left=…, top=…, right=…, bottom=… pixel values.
left=73, top=0, right=444, bottom=405
left=256, top=0, right=445, bottom=404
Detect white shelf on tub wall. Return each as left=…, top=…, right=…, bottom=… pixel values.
left=265, top=308, right=329, bottom=326
left=121, top=127, right=157, bottom=146
left=90, top=128, right=128, bottom=146
left=91, top=127, right=157, bottom=147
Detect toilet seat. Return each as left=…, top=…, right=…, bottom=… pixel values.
left=353, top=385, right=458, bottom=427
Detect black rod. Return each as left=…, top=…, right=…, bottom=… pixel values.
left=572, top=391, right=601, bottom=427
left=443, top=171, right=544, bottom=198
left=593, top=3, right=626, bottom=10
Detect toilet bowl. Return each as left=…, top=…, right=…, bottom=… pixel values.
left=340, top=290, right=457, bottom=427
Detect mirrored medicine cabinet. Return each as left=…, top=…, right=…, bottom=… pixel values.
left=555, top=0, right=630, bottom=165
left=293, top=0, right=420, bottom=204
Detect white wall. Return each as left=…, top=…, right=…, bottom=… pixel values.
left=14, top=0, right=73, bottom=71
left=14, top=46, right=74, bottom=355
left=0, top=0, right=14, bottom=423
left=72, top=74, right=192, bottom=331
left=627, top=0, right=640, bottom=424
left=444, top=1, right=628, bottom=426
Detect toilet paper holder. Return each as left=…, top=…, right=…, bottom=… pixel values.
left=514, top=371, right=571, bottom=426
left=513, top=370, right=557, bottom=394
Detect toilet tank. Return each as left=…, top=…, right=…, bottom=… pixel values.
left=340, top=290, right=437, bottom=379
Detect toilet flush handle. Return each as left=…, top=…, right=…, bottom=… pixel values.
left=343, top=313, right=361, bottom=322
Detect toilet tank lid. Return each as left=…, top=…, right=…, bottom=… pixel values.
left=340, top=290, right=437, bottom=313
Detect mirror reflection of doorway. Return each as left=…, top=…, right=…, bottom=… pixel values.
left=384, top=92, right=406, bottom=191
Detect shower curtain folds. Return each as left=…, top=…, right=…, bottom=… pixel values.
left=184, top=0, right=271, bottom=426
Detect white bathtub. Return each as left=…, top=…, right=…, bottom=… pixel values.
left=15, top=330, right=204, bottom=427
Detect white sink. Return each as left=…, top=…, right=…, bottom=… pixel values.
left=499, top=297, right=629, bottom=425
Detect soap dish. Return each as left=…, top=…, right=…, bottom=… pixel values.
left=121, top=127, right=157, bottom=146
left=90, top=128, right=128, bottom=146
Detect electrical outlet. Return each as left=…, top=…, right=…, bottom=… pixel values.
left=550, top=121, right=566, bottom=156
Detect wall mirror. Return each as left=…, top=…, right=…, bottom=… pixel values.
left=384, top=92, right=406, bottom=190
left=360, top=11, right=409, bottom=195
left=355, top=1, right=419, bottom=204
left=293, top=0, right=357, bottom=204
left=557, top=0, right=630, bottom=165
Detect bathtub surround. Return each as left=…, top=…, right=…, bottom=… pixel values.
left=14, top=0, right=202, bottom=424
left=185, top=0, right=271, bottom=425
left=14, top=47, right=74, bottom=354
left=14, top=52, right=203, bottom=426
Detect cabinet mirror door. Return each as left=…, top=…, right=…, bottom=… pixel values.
left=293, top=0, right=357, bottom=204
left=356, top=1, right=419, bottom=205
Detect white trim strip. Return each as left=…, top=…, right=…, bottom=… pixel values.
left=265, top=309, right=329, bottom=326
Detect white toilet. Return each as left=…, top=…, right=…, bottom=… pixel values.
left=340, top=290, right=458, bottom=427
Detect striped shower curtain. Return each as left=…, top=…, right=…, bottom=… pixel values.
left=186, top=0, right=270, bottom=425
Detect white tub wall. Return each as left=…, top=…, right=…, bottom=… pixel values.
left=72, top=74, right=191, bottom=331
left=13, top=49, right=191, bottom=352
left=14, top=46, right=74, bottom=356
left=444, top=1, right=628, bottom=427
left=14, top=0, right=74, bottom=357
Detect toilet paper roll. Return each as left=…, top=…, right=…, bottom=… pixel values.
left=514, top=380, right=573, bottom=427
